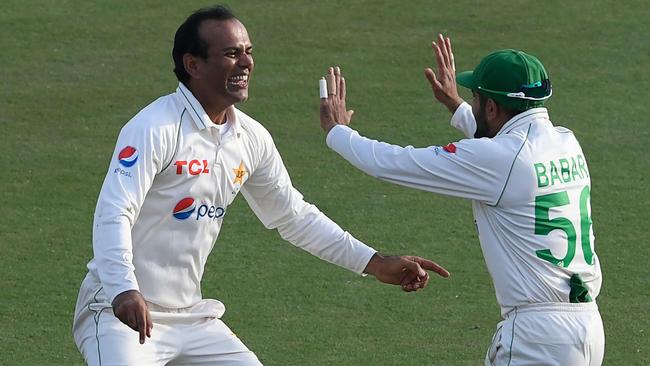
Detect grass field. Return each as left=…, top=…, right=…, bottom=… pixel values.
left=1, top=0, right=649, bottom=365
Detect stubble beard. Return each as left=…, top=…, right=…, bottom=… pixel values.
left=473, top=108, right=489, bottom=139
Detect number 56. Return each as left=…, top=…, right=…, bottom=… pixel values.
left=534, top=186, right=594, bottom=267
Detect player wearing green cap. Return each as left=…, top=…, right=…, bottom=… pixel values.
left=318, top=35, right=604, bottom=365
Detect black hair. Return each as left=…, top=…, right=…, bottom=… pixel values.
left=172, top=5, right=237, bottom=83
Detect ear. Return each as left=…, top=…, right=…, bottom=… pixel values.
left=183, top=53, right=202, bottom=80
left=485, top=98, right=498, bottom=120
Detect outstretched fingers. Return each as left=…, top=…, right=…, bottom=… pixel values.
left=445, top=36, right=455, bottom=71
left=432, top=41, right=446, bottom=76
left=319, top=66, right=354, bottom=131
left=437, top=34, right=451, bottom=68
left=334, top=66, right=342, bottom=99
left=426, top=34, right=464, bottom=112
left=327, top=67, right=336, bottom=96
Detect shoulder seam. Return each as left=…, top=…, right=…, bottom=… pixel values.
left=491, top=123, right=532, bottom=207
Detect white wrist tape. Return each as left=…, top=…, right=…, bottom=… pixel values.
left=319, top=78, right=328, bottom=99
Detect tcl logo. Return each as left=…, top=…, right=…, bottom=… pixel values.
left=175, top=160, right=210, bottom=175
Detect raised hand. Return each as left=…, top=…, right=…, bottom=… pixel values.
left=319, top=66, right=354, bottom=133
left=364, top=253, right=450, bottom=292
left=424, top=34, right=464, bottom=113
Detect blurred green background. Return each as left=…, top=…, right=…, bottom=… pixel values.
left=1, top=0, right=648, bottom=364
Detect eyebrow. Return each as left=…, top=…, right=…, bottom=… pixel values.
left=221, top=45, right=253, bottom=52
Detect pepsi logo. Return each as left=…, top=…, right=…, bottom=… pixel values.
left=173, top=197, right=196, bottom=220
left=172, top=197, right=225, bottom=221
left=118, top=146, right=139, bottom=167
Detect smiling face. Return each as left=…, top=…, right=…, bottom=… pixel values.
left=188, top=18, right=254, bottom=109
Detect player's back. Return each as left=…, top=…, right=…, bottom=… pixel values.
left=475, top=117, right=601, bottom=316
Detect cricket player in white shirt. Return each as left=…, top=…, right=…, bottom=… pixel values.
left=72, top=6, right=450, bottom=366
left=318, top=35, right=604, bottom=365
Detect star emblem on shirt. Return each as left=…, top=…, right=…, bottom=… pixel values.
left=232, top=160, right=248, bottom=185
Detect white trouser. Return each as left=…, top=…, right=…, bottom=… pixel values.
left=485, top=302, right=604, bottom=366
left=73, top=273, right=262, bottom=366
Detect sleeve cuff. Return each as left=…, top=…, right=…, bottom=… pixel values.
left=326, top=124, right=353, bottom=149
left=106, top=283, right=140, bottom=304
left=355, top=246, right=379, bottom=275
left=450, top=101, right=472, bottom=127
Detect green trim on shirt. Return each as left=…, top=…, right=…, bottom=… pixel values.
left=493, top=124, right=532, bottom=207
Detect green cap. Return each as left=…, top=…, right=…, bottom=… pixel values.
left=456, top=49, right=552, bottom=111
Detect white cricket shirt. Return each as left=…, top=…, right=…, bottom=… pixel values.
left=87, top=83, right=376, bottom=309
left=327, top=102, right=602, bottom=317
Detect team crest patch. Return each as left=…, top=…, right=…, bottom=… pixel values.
left=232, top=160, right=248, bottom=185
left=442, top=143, right=457, bottom=153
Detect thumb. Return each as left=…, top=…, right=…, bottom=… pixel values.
left=411, top=256, right=450, bottom=278
left=424, top=68, right=440, bottom=88
left=401, top=258, right=426, bottom=278
left=347, top=110, right=354, bottom=120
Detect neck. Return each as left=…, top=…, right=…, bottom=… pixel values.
left=488, top=108, right=518, bottom=136
left=185, top=82, right=229, bottom=125
left=490, top=118, right=508, bottom=136
left=205, top=106, right=228, bottom=125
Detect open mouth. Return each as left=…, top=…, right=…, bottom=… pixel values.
left=227, top=74, right=249, bottom=90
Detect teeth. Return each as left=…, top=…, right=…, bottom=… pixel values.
left=229, top=75, right=248, bottom=82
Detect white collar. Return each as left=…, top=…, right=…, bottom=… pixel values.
left=174, top=82, right=240, bottom=135
left=497, top=108, right=549, bottom=136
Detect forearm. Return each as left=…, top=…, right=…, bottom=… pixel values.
left=326, top=125, right=446, bottom=192
left=93, top=212, right=139, bottom=303
left=275, top=201, right=377, bottom=274
left=90, top=118, right=165, bottom=303
left=326, top=124, right=504, bottom=203
left=326, top=125, right=404, bottom=180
